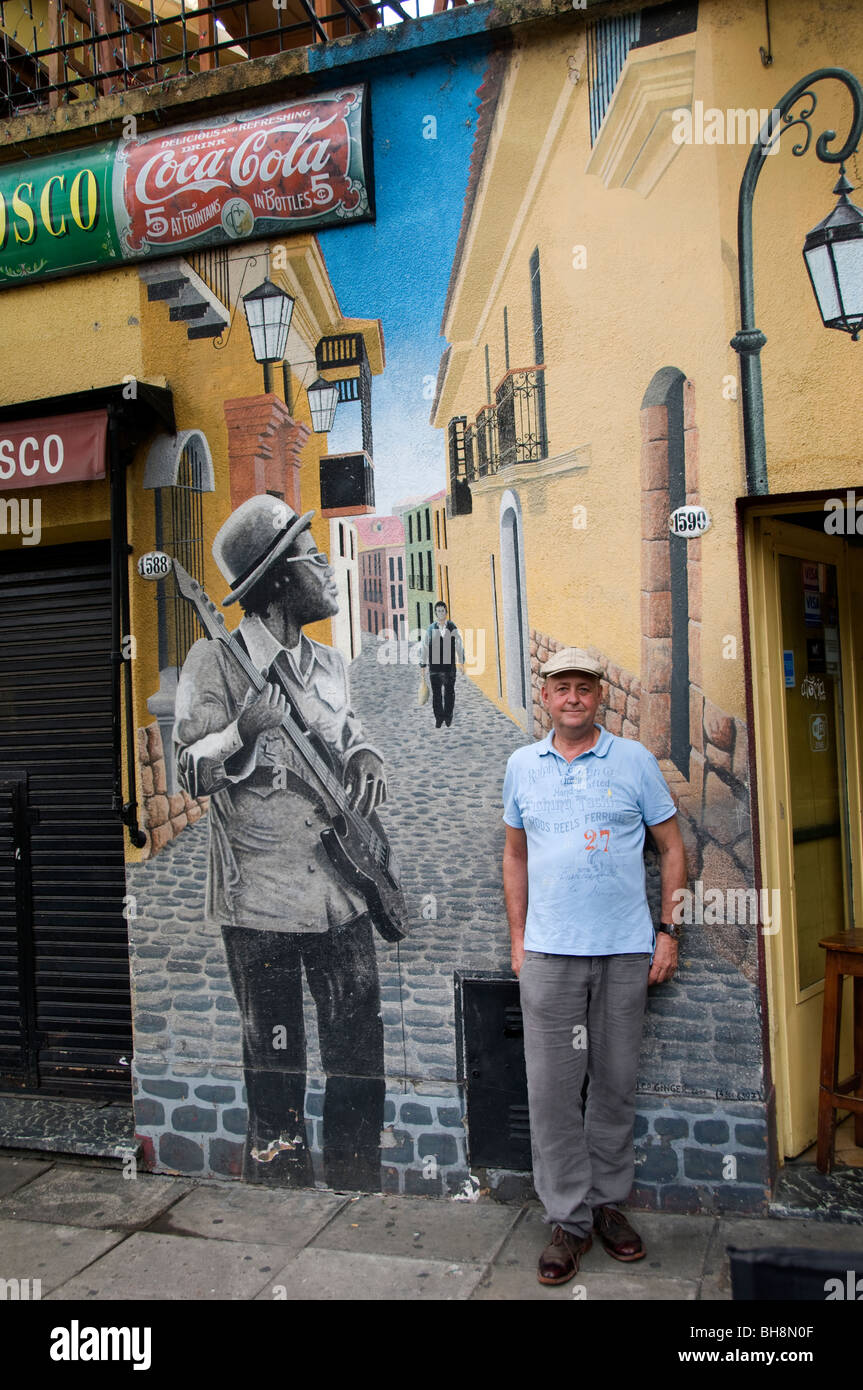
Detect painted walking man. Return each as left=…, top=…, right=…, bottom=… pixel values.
left=503, top=648, right=686, bottom=1284
left=174, top=495, right=395, bottom=1191
left=420, top=601, right=465, bottom=728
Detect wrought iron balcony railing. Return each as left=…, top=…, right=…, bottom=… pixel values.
left=0, top=0, right=471, bottom=118
left=446, top=367, right=546, bottom=510
left=494, top=365, right=547, bottom=468
left=474, top=402, right=497, bottom=477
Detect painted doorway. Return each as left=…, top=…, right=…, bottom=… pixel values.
left=499, top=491, right=530, bottom=725
left=747, top=511, right=863, bottom=1158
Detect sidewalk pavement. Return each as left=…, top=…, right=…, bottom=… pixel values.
left=2, top=1152, right=863, bottom=1301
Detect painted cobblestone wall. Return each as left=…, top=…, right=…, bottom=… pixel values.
left=138, top=724, right=208, bottom=859
left=128, top=644, right=768, bottom=1211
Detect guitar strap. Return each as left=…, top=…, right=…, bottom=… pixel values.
left=265, top=648, right=345, bottom=782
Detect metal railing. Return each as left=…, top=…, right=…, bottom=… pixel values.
left=447, top=367, right=547, bottom=490
left=494, top=366, right=546, bottom=468
left=187, top=246, right=231, bottom=309
left=585, top=11, right=641, bottom=146
left=0, top=0, right=470, bottom=118
left=475, top=403, right=497, bottom=477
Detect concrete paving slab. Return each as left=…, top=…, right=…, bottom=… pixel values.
left=310, top=1192, right=520, bottom=1263
left=702, top=1216, right=863, bottom=1300
left=151, top=1184, right=349, bottom=1248
left=0, top=1218, right=127, bottom=1295
left=0, top=1156, right=53, bottom=1199
left=0, top=1165, right=193, bottom=1230
left=46, top=1231, right=289, bottom=1300
left=260, top=1247, right=486, bottom=1300
left=473, top=1203, right=715, bottom=1299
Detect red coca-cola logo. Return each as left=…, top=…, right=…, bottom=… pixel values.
left=119, top=94, right=362, bottom=252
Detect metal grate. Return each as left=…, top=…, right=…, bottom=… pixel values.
left=585, top=11, right=642, bottom=146
left=0, top=544, right=132, bottom=1099
left=0, top=0, right=469, bottom=118
left=447, top=415, right=468, bottom=489
left=461, top=978, right=531, bottom=1171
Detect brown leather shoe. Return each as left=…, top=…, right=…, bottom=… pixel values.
left=592, top=1205, right=646, bottom=1261
left=537, top=1225, right=592, bottom=1285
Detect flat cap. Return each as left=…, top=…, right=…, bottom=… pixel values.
left=539, top=646, right=603, bottom=679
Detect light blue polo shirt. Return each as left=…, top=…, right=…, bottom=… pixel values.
left=503, top=726, right=677, bottom=955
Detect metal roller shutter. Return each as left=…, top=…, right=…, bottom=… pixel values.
left=0, top=542, right=132, bottom=1098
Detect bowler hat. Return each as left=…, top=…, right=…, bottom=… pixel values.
left=540, top=647, right=603, bottom=679
left=213, top=495, right=315, bottom=605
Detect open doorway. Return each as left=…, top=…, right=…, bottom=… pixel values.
left=746, top=504, right=863, bottom=1172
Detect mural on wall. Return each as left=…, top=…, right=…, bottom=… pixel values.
left=170, top=497, right=405, bottom=1188
left=125, top=12, right=774, bottom=1202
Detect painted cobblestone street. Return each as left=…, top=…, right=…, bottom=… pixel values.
left=128, top=640, right=768, bottom=1199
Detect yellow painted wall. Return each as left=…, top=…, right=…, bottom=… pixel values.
left=435, top=0, right=863, bottom=728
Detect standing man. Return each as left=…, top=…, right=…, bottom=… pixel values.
left=420, top=601, right=465, bottom=728
left=174, top=495, right=401, bottom=1192
left=502, top=648, right=685, bottom=1285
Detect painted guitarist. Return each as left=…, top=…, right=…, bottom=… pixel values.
left=174, top=494, right=396, bottom=1192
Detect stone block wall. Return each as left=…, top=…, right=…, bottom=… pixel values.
left=137, top=722, right=208, bottom=860
left=133, top=1053, right=471, bottom=1195
left=631, top=1095, right=769, bottom=1214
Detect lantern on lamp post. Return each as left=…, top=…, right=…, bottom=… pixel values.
left=802, top=169, right=863, bottom=339
left=730, top=67, right=863, bottom=495
left=307, top=376, right=340, bottom=433
left=241, top=278, right=295, bottom=391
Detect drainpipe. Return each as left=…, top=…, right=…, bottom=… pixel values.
left=108, top=403, right=148, bottom=849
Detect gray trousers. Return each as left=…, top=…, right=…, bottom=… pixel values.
left=519, top=950, right=650, bottom=1237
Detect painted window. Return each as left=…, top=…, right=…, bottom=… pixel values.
left=155, top=437, right=205, bottom=672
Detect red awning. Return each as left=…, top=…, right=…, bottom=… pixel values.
left=0, top=410, right=108, bottom=491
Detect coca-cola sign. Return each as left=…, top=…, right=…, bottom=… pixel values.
left=0, top=86, right=372, bottom=290
left=115, top=89, right=371, bottom=254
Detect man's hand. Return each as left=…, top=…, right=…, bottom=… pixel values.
left=237, top=681, right=288, bottom=745
left=511, top=937, right=525, bottom=978
left=648, top=932, right=678, bottom=985
left=344, top=748, right=387, bottom=817
left=503, top=825, right=528, bottom=979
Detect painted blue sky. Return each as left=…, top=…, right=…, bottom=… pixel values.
left=318, top=48, right=489, bottom=516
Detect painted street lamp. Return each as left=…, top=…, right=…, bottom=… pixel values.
left=802, top=170, right=863, bottom=339
left=241, top=277, right=295, bottom=364
left=307, top=376, right=340, bottom=433
left=730, top=68, right=863, bottom=495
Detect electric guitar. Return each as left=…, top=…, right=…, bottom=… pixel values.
left=171, top=558, right=407, bottom=943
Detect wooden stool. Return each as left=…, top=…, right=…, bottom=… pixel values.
left=817, top=931, right=863, bottom=1173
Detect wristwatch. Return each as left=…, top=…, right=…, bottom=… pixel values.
left=656, top=922, right=681, bottom=941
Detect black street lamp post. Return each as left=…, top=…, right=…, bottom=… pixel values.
left=730, top=68, right=863, bottom=496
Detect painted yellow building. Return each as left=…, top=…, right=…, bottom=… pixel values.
left=433, top=0, right=863, bottom=1166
